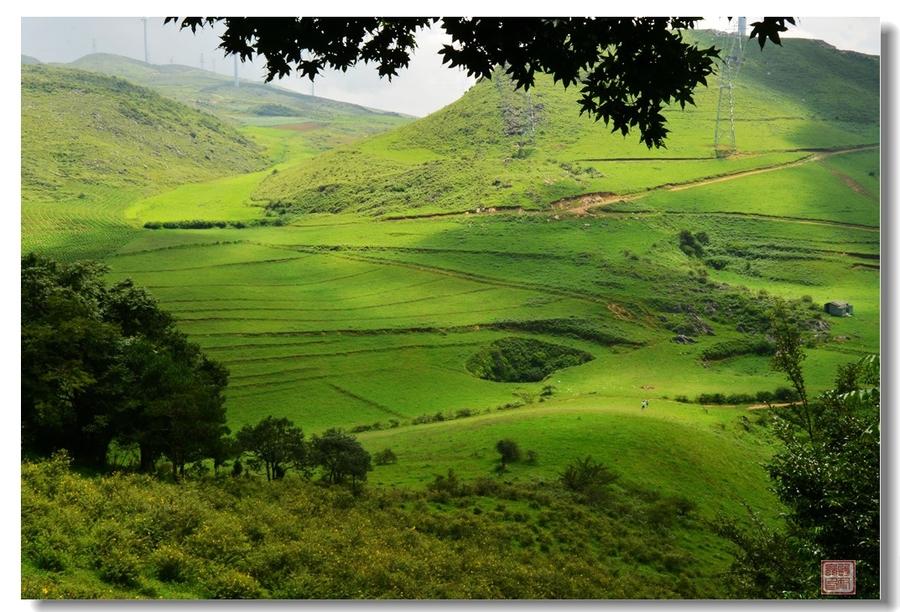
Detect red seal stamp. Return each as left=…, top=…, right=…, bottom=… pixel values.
left=821, top=560, right=856, bottom=595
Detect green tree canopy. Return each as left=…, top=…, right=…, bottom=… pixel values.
left=21, top=254, right=229, bottom=473
left=237, top=416, right=307, bottom=481
left=310, top=429, right=372, bottom=486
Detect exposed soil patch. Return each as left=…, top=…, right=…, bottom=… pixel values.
left=825, top=165, right=873, bottom=197
left=607, top=302, right=636, bottom=321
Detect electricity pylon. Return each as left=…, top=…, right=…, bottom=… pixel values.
left=713, top=17, right=747, bottom=157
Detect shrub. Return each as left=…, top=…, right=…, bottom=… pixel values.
left=152, top=545, right=193, bottom=583
left=560, top=456, right=618, bottom=502
left=678, top=230, right=705, bottom=258
left=701, top=337, right=775, bottom=362
left=201, top=567, right=265, bottom=599
left=496, top=439, right=521, bottom=465
left=774, top=387, right=800, bottom=402
left=428, top=469, right=461, bottom=497
left=755, top=390, right=775, bottom=404
left=374, top=448, right=398, bottom=465
left=97, top=549, right=142, bottom=587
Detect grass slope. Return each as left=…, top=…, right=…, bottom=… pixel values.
left=21, top=64, right=265, bottom=259
left=64, top=54, right=412, bottom=228
left=253, top=32, right=877, bottom=218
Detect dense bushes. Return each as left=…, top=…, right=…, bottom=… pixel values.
left=143, top=218, right=285, bottom=230
left=487, top=319, right=640, bottom=346
left=701, top=337, right=776, bottom=361
left=466, top=337, right=593, bottom=382
left=22, top=454, right=726, bottom=599
left=695, top=387, right=799, bottom=405
left=678, top=229, right=709, bottom=258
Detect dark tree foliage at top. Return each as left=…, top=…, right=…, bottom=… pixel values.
left=21, top=254, right=229, bottom=473
left=166, top=17, right=794, bottom=149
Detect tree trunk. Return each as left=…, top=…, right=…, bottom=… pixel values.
left=139, top=445, right=154, bottom=473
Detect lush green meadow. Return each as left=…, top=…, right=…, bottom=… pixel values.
left=21, top=35, right=880, bottom=598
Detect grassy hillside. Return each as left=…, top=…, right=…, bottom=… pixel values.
left=61, top=54, right=412, bottom=229
left=21, top=64, right=266, bottom=258
left=253, top=33, right=878, bottom=218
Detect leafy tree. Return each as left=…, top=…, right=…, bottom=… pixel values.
left=495, top=439, right=521, bottom=466
left=21, top=254, right=230, bottom=473
left=236, top=416, right=308, bottom=481
left=310, top=429, right=372, bottom=487
left=167, top=17, right=794, bottom=148
left=560, top=456, right=619, bottom=502
left=718, top=355, right=880, bottom=598
left=22, top=255, right=127, bottom=466
left=770, top=307, right=813, bottom=440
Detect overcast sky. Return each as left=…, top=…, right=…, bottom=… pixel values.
left=20, top=17, right=881, bottom=117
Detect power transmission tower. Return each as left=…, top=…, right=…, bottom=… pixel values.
left=141, top=18, right=149, bottom=64
left=92, top=38, right=97, bottom=54
left=233, top=54, right=239, bottom=87
left=713, top=17, right=746, bottom=157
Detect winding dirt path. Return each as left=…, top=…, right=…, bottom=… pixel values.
left=558, top=143, right=877, bottom=215
left=380, top=143, right=877, bottom=223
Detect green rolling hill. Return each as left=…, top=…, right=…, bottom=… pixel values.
left=252, top=33, right=878, bottom=218
left=21, top=64, right=266, bottom=259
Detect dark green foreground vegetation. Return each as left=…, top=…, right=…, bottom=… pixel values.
left=23, top=452, right=726, bottom=599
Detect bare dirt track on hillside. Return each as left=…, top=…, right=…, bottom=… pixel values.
left=556, top=144, right=877, bottom=215
left=381, top=144, right=877, bottom=227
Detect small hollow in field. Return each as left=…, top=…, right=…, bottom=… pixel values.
left=465, top=336, right=594, bottom=382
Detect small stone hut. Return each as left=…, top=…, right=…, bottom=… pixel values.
left=825, top=301, right=853, bottom=317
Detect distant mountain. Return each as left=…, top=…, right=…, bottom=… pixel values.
left=68, top=53, right=412, bottom=130
left=253, top=32, right=879, bottom=217
left=21, top=55, right=41, bottom=65
left=22, top=64, right=265, bottom=204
